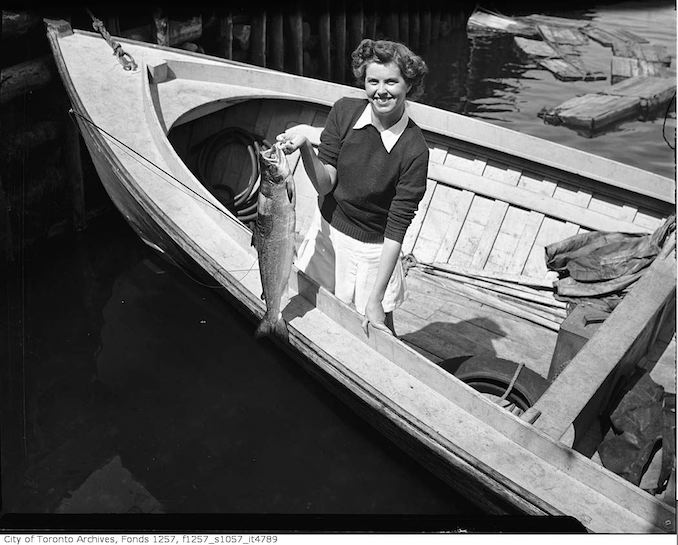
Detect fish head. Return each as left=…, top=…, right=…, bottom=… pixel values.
left=259, top=143, right=291, bottom=190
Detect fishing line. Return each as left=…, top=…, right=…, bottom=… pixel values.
left=662, top=91, right=676, bottom=151
left=68, top=108, right=262, bottom=283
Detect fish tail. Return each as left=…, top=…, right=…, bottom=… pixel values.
left=254, top=315, right=289, bottom=341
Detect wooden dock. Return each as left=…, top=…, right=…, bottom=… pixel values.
left=538, top=76, right=676, bottom=132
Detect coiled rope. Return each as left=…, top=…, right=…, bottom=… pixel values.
left=194, top=127, right=270, bottom=224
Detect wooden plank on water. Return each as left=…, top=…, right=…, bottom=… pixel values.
left=542, top=93, right=641, bottom=131
left=552, top=183, right=592, bottom=208
left=612, top=42, right=672, bottom=64
left=514, top=37, right=559, bottom=58
left=537, top=24, right=588, bottom=46
left=467, top=10, right=538, bottom=37
left=538, top=57, right=589, bottom=81
left=612, top=56, right=670, bottom=81
left=603, top=76, right=676, bottom=112
left=523, top=15, right=589, bottom=29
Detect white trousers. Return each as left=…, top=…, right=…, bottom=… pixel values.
left=295, top=208, right=406, bottom=315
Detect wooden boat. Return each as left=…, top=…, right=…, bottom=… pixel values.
left=46, top=19, right=676, bottom=532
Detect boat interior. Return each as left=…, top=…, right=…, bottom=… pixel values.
left=166, top=94, right=675, bottom=471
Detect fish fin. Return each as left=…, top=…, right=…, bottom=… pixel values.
left=286, top=178, right=295, bottom=203
left=254, top=316, right=289, bottom=342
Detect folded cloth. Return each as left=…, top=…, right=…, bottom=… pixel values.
left=545, top=215, right=675, bottom=300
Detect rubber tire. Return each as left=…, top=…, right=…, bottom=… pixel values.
left=452, top=355, right=548, bottom=410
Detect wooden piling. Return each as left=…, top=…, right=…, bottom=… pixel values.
left=333, top=2, right=347, bottom=81
left=365, top=1, right=376, bottom=39
left=431, top=8, right=441, bottom=41
left=287, top=5, right=304, bottom=75
left=251, top=12, right=266, bottom=67
left=349, top=1, right=364, bottom=51
left=386, top=11, right=399, bottom=41
left=106, top=15, right=120, bottom=36
left=422, top=8, right=431, bottom=49
left=270, top=11, right=284, bottom=71
left=168, top=16, right=202, bottom=46
left=1, top=10, right=41, bottom=39
left=0, top=57, right=54, bottom=105
left=411, top=9, right=420, bottom=51
left=152, top=9, right=169, bottom=46
left=400, top=10, right=410, bottom=46
left=319, top=4, right=332, bottom=79
left=217, top=12, right=233, bottom=59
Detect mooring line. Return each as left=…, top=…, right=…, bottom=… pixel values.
left=69, top=108, right=234, bottom=218
left=68, top=108, right=262, bottom=284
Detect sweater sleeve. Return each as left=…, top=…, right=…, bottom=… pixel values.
left=317, top=101, right=343, bottom=168
left=384, top=148, right=429, bottom=243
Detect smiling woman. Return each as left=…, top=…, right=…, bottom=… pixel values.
left=277, top=39, right=429, bottom=336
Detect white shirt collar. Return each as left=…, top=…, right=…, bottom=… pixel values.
left=352, top=104, right=409, bottom=153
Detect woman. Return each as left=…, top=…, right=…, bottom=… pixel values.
left=277, top=39, right=429, bottom=335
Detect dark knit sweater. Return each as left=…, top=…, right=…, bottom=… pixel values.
left=317, top=97, right=429, bottom=244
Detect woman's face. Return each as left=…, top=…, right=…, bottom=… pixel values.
left=364, top=61, right=411, bottom=126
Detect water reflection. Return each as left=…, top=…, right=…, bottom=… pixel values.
left=2, top=215, right=479, bottom=516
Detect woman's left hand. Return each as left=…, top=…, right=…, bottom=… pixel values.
left=362, top=297, right=392, bottom=336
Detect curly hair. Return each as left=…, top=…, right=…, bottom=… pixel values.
left=351, top=39, right=428, bottom=100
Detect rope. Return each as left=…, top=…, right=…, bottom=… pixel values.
left=69, top=108, right=232, bottom=218
left=194, top=127, right=269, bottom=224
left=499, top=362, right=525, bottom=402
left=85, top=8, right=137, bottom=71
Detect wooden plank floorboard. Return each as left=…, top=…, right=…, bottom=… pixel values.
left=398, top=269, right=556, bottom=375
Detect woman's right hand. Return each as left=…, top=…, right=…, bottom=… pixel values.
left=276, top=132, right=308, bottom=155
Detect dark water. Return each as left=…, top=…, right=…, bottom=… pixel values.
left=3, top=214, right=483, bottom=518
left=2, top=0, right=675, bottom=524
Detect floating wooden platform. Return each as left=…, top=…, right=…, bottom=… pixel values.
left=514, top=36, right=606, bottom=81
left=472, top=7, right=674, bottom=84
left=539, top=76, right=676, bottom=131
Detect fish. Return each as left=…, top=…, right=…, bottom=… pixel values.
left=252, top=142, right=296, bottom=341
